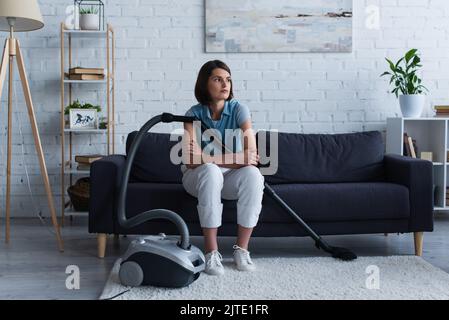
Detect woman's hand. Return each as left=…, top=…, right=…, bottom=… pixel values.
left=188, top=140, right=202, bottom=158
left=236, top=150, right=259, bottom=167
left=185, top=140, right=203, bottom=169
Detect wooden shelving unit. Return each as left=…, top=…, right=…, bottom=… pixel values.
left=387, top=117, right=448, bottom=212
left=60, top=23, right=115, bottom=224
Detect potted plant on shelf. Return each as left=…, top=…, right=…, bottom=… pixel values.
left=98, top=116, right=108, bottom=129
left=381, top=49, right=429, bottom=118
left=79, top=6, right=99, bottom=30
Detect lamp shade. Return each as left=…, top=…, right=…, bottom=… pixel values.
left=0, top=0, right=44, bottom=32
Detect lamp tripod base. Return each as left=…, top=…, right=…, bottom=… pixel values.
left=0, top=37, right=64, bottom=252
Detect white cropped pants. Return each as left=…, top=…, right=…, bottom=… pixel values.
left=182, top=163, right=265, bottom=228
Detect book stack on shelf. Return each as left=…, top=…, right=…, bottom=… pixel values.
left=403, top=133, right=418, bottom=158
left=434, top=105, right=449, bottom=116
left=75, top=154, right=104, bottom=171
left=65, top=67, right=105, bottom=81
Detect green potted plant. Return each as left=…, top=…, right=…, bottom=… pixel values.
left=381, top=49, right=428, bottom=118
left=98, top=116, right=108, bottom=129
left=79, top=6, right=99, bottom=30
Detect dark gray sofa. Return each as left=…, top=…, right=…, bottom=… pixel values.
left=89, top=130, right=434, bottom=258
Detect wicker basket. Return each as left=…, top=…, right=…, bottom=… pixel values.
left=67, top=177, right=90, bottom=211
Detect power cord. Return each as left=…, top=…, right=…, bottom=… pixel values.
left=99, top=289, right=130, bottom=300
left=13, top=80, right=57, bottom=236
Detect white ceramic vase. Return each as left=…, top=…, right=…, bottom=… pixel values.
left=399, top=94, right=425, bottom=118
left=79, top=14, right=99, bottom=30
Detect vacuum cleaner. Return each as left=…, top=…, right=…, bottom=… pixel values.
left=117, top=112, right=356, bottom=288
left=117, top=113, right=206, bottom=288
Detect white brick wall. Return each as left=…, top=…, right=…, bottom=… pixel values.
left=1, top=0, right=449, bottom=216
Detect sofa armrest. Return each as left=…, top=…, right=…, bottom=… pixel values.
left=384, top=154, right=433, bottom=231
left=88, top=155, right=126, bottom=234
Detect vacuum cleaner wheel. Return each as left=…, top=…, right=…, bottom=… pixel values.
left=119, top=261, right=144, bottom=287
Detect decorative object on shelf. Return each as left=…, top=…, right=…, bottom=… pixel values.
left=403, top=133, right=418, bottom=158
left=69, top=108, right=98, bottom=129
left=75, top=154, right=104, bottom=163
left=67, top=178, right=90, bottom=211
left=65, top=73, right=104, bottom=80
left=420, top=152, right=433, bottom=162
left=381, top=49, right=429, bottom=118
left=205, top=0, right=352, bottom=52
left=433, top=105, right=449, bottom=117
left=99, top=116, right=108, bottom=129
left=0, top=0, right=63, bottom=251
left=64, top=99, right=101, bottom=128
left=64, top=99, right=101, bottom=114
left=75, top=0, right=104, bottom=30
left=67, top=66, right=105, bottom=80
left=75, top=154, right=104, bottom=170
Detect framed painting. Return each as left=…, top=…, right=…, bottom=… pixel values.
left=69, top=108, right=98, bottom=129
left=205, top=0, right=353, bottom=53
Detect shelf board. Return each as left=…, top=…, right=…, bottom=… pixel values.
left=63, top=79, right=107, bottom=84
left=63, top=29, right=108, bottom=37
left=64, top=128, right=107, bottom=133
left=65, top=168, right=90, bottom=175
left=64, top=208, right=88, bottom=216
left=399, top=117, right=449, bottom=121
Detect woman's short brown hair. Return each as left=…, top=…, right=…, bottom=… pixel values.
left=194, top=60, right=234, bottom=106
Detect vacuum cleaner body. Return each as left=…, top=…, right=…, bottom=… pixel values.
left=119, top=234, right=205, bottom=287
left=116, top=114, right=208, bottom=288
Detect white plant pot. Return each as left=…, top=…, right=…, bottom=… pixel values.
left=399, top=94, right=425, bottom=118
left=79, top=14, right=99, bottom=30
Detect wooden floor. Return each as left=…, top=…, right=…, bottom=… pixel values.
left=1, top=214, right=449, bottom=300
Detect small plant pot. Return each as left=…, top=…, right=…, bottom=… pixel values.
left=399, top=94, right=425, bottom=118
left=80, top=14, right=99, bottom=30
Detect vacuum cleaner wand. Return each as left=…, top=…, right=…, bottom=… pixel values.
left=264, top=184, right=357, bottom=261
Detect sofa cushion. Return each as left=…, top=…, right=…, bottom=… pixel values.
left=257, top=131, right=385, bottom=184
left=121, top=182, right=409, bottom=225
left=126, top=132, right=182, bottom=183
left=260, top=182, right=410, bottom=223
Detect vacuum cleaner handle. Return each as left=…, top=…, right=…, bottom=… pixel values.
left=161, top=113, right=196, bottom=124
left=117, top=113, right=194, bottom=251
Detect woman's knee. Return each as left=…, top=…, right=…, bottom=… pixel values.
left=197, top=163, right=224, bottom=185
left=240, top=166, right=264, bottom=188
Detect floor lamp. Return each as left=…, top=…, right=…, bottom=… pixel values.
left=0, top=0, right=64, bottom=251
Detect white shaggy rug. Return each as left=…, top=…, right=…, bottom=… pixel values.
left=100, top=256, right=449, bottom=300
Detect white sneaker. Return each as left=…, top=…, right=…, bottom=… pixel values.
left=233, top=245, right=256, bottom=272
left=204, top=250, right=224, bottom=276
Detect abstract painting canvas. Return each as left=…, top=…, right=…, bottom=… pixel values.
left=205, top=0, right=353, bottom=53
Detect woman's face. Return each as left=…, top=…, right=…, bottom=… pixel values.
left=207, top=68, right=231, bottom=103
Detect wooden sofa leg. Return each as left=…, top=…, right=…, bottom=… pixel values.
left=414, top=232, right=423, bottom=256
left=97, top=234, right=107, bottom=258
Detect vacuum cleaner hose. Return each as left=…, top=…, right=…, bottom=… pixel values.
left=117, top=113, right=196, bottom=251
